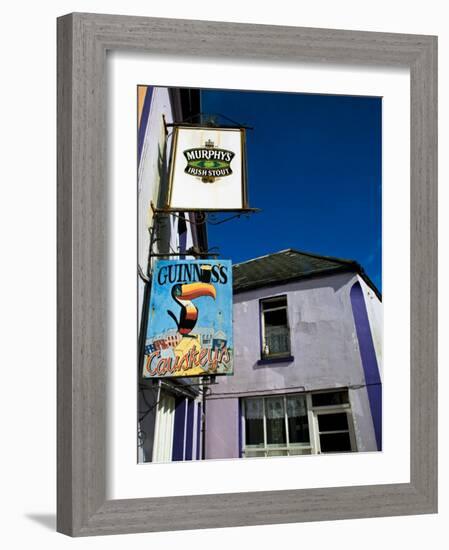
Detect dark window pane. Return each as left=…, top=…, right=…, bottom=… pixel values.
left=318, top=413, right=349, bottom=432
left=287, top=396, right=310, bottom=443
left=262, top=297, right=287, bottom=311
left=245, top=418, right=264, bottom=446
left=262, top=302, right=290, bottom=357
left=264, top=309, right=287, bottom=327
left=288, top=416, right=310, bottom=443
left=320, top=432, right=352, bottom=453
left=266, top=417, right=286, bottom=445
left=265, top=397, right=286, bottom=445
left=312, top=390, right=349, bottom=407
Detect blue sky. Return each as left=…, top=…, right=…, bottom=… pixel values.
left=201, top=89, right=382, bottom=292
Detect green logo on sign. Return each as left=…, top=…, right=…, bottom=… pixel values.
left=183, top=139, right=235, bottom=183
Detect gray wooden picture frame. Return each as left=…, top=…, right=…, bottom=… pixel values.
left=57, top=12, right=438, bottom=537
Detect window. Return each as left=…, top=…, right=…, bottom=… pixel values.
left=316, top=412, right=352, bottom=452
left=242, top=389, right=356, bottom=458
left=243, top=394, right=311, bottom=457
left=260, top=296, right=291, bottom=359
left=312, top=389, right=349, bottom=407
left=311, top=390, right=356, bottom=453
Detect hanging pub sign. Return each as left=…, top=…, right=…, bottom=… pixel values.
left=166, top=125, right=249, bottom=211
left=142, top=259, right=234, bottom=378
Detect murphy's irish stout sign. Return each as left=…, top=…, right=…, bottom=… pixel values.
left=184, top=140, right=235, bottom=180
left=167, top=126, right=247, bottom=211
left=142, top=259, right=233, bottom=378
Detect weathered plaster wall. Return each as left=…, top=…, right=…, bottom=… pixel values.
left=205, top=272, right=382, bottom=458
left=205, top=397, right=240, bottom=459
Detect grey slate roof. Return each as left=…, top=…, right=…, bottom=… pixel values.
left=233, top=248, right=381, bottom=299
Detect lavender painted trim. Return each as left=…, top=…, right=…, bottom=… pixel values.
left=238, top=399, right=242, bottom=458
left=350, top=282, right=382, bottom=450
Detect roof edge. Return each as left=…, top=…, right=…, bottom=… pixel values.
left=234, top=248, right=360, bottom=268
left=233, top=249, right=382, bottom=301
left=233, top=265, right=351, bottom=294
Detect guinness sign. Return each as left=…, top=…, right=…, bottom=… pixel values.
left=142, top=259, right=234, bottom=379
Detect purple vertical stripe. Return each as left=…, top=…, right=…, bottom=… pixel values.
left=138, top=86, right=153, bottom=164
left=172, top=397, right=186, bottom=461
left=238, top=399, right=243, bottom=458
left=196, top=403, right=201, bottom=460
left=350, top=282, right=382, bottom=450
left=185, top=400, right=195, bottom=460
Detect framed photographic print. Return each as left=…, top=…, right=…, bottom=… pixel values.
left=57, top=13, right=437, bottom=536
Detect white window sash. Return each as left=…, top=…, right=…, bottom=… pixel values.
left=242, top=390, right=356, bottom=457
left=313, top=408, right=357, bottom=453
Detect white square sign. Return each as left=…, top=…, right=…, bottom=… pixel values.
left=167, top=126, right=247, bottom=210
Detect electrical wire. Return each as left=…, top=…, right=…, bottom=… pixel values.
left=138, top=264, right=150, bottom=283
left=138, top=387, right=161, bottom=423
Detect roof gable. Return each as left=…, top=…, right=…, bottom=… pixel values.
left=232, top=249, right=380, bottom=299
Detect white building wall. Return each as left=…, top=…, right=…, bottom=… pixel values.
left=358, top=274, right=383, bottom=380
left=138, top=87, right=178, bottom=324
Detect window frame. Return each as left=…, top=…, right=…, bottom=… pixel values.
left=242, top=393, right=314, bottom=457
left=259, top=295, right=292, bottom=360
left=241, top=389, right=357, bottom=458
left=308, top=391, right=358, bottom=454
